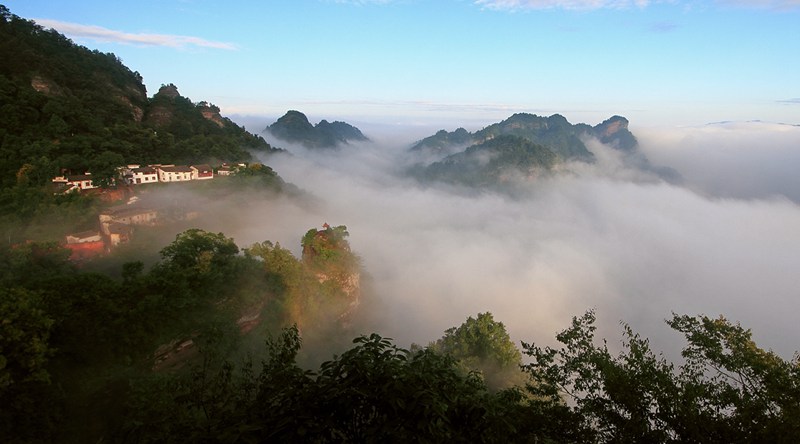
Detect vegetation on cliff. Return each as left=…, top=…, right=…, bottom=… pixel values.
left=411, top=113, right=639, bottom=162
left=416, top=134, right=559, bottom=189
left=0, top=225, right=362, bottom=443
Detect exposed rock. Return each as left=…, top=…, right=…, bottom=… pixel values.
left=157, top=83, right=180, bottom=99
left=30, top=75, right=62, bottom=96
left=198, top=102, right=225, bottom=128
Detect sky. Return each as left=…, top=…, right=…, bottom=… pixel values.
left=5, top=0, right=800, bottom=130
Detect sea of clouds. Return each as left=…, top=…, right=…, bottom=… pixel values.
left=196, top=120, right=800, bottom=359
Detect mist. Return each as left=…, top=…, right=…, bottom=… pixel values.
left=161, top=121, right=800, bottom=359
left=638, top=122, right=800, bottom=203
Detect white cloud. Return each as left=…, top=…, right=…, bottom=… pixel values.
left=474, top=0, right=652, bottom=10
left=234, top=123, right=800, bottom=360
left=716, top=0, right=800, bottom=9
left=474, top=0, right=800, bottom=10
left=143, top=119, right=800, bottom=363
left=33, top=19, right=237, bottom=50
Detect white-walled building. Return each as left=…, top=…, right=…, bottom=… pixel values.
left=191, top=164, right=214, bottom=180
left=157, top=165, right=193, bottom=183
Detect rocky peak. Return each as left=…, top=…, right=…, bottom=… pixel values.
left=592, top=116, right=637, bottom=151
left=156, top=83, right=180, bottom=99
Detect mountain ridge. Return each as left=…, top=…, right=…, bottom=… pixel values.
left=411, top=113, right=639, bottom=161
left=265, top=110, right=368, bottom=149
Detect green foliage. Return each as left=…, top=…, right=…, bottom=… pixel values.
left=301, top=224, right=352, bottom=267
left=158, top=229, right=239, bottom=273
left=419, top=135, right=558, bottom=188
left=0, top=6, right=285, bottom=232
left=122, top=326, right=530, bottom=443
left=4, top=217, right=798, bottom=443
left=431, top=312, right=527, bottom=391
left=410, top=127, right=472, bottom=153
left=522, top=310, right=800, bottom=443
left=247, top=226, right=359, bottom=333
left=0, top=287, right=54, bottom=389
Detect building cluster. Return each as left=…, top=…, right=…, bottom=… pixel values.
left=55, top=162, right=247, bottom=261
left=63, top=199, right=200, bottom=262
left=52, top=163, right=244, bottom=193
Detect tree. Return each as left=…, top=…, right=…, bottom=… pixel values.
left=158, top=229, right=239, bottom=274
left=431, top=312, right=526, bottom=391
left=521, top=310, right=800, bottom=443
left=0, top=286, right=60, bottom=443
left=88, top=150, right=125, bottom=187
left=0, top=287, right=53, bottom=391
left=121, top=326, right=530, bottom=443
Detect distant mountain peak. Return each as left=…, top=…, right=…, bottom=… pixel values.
left=412, top=112, right=641, bottom=160
left=266, top=110, right=368, bottom=149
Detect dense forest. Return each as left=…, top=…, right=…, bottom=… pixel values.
left=2, top=227, right=798, bottom=442
left=1, top=5, right=799, bottom=443
left=0, top=5, right=281, bottom=244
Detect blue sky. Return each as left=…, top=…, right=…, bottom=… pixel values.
left=5, top=0, right=800, bottom=128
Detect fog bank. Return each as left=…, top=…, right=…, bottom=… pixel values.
left=223, top=123, right=800, bottom=358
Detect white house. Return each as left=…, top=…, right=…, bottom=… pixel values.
left=127, top=166, right=159, bottom=185
left=191, top=164, right=214, bottom=180
left=156, top=165, right=193, bottom=183
left=51, top=174, right=98, bottom=193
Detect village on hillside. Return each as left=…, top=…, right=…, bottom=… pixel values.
left=53, top=163, right=245, bottom=262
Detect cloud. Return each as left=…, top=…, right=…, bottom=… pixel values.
left=474, top=0, right=652, bottom=10
left=474, top=0, right=800, bottom=10
left=637, top=122, right=800, bottom=202
left=228, top=122, right=800, bottom=361
left=137, top=121, right=799, bottom=365
left=777, top=98, right=800, bottom=104
left=648, top=21, right=679, bottom=32
left=33, top=19, right=237, bottom=50
left=715, top=0, right=800, bottom=10
left=328, top=0, right=398, bottom=4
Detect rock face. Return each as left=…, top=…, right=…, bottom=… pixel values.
left=301, top=224, right=361, bottom=318
left=198, top=102, right=225, bottom=127
left=266, top=110, right=368, bottom=148
left=592, top=115, right=637, bottom=151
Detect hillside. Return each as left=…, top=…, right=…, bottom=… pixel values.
left=266, top=110, right=368, bottom=148
left=417, top=135, right=559, bottom=188
left=0, top=6, right=287, bottom=243
left=0, top=6, right=278, bottom=190
left=411, top=113, right=639, bottom=161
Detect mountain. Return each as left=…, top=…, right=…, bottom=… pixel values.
left=410, top=113, right=681, bottom=188
left=411, top=113, right=639, bottom=161
left=266, top=110, right=368, bottom=148
left=0, top=6, right=278, bottom=190
left=417, top=135, right=558, bottom=188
